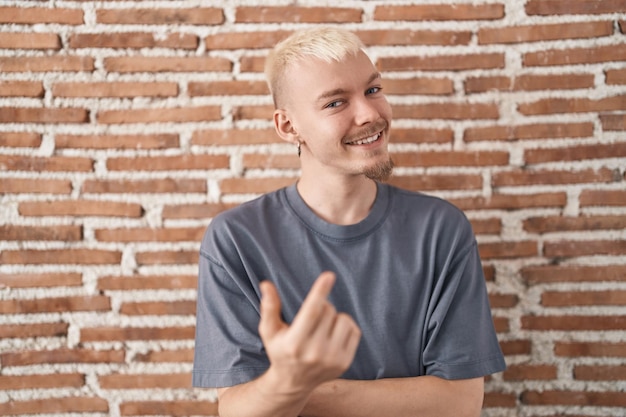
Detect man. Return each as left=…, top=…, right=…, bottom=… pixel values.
left=193, top=27, right=506, bottom=417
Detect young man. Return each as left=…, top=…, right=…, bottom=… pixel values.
left=193, top=27, right=506, bottom=417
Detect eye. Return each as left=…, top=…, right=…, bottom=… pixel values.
left=366, top=86, right=382, bottom=95
left=324, top=100, right=343, bottom=109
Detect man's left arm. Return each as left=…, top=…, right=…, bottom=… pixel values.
left=301, top=375, right=484, bottom=417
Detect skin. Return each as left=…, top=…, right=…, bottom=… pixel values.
left=216, top=49, right=485, bottom=417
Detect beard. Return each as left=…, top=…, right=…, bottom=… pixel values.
left=363, top=157, right=394, bottom=182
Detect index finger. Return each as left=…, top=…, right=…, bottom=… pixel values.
left=290, top=271, right=336, bottom=332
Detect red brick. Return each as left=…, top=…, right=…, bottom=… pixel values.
left=526, top=142, right=626, bottom=164
left=575, top=365, right=626, bottom=380
left=19, top=200, right=142, bottom=217
left=0, top=132, right=41, bottom=147
left=0, top=322, right=68, bottom=339
left=0, top=273, right=82, bottom=289
left=606, top=68, right=626, bottom=84
left=69, top=32, right=197, bottom=49
left=450, top=193, right=567, bottom=211
left=374, top=4, right=504, bottom=21
left=0, top=155, right=93, bottom=172
left=239, top=56, right=265, bottom=73
left=189, top=80, right=268, bottom=96
left=0, top=397, right=108, bottom=415
left=503, top=364, right=557, bottom=381
left=135, top=250, right=198, bottom=266
left=0, top=107, right=88, bottom=123
left=393, top=150, right=509, bottom=167
left=0, top=178, right=72, bottom=194
left=0, top=7, right=84, bottom=24
left=522, top=265, right=626, bottom=284
left=526, top=0, right=626, bottom=15
left=191, top=129, right=280, bottom=146
left=133, top=348, right=194, bottom=363
left=0, top=32, right=60, bottom=49
left=465, top=73, right=594, bottom=93
left=390, top=128, right=454, bottom=144
left=242, top=154, right=299, bottom=170
left=232, top=104, right=274, bottom=121
left=219, top=177, right=304, bottom=195
left=95, top=227, right=205, bottom=243
left=493, top=316, right=510, bottom=333
left=522, top=315, right=626, bottom=331
left=478, top=241, right=538, bottom=259
left=120, top=400, right=218, bottom=416
left=492, top=168, right=616, bottom=187
left=483, top=392, right=517, bottom=408
left=0, top=56, right=94, bottom=72
left=120, top=301, right=195, bottom=316
left=524, top=215, right=626, bottom=233
left=393, top=102, right=499, bottom=120
left=97, top=105, right=221, bottom=124
left=519, top=95, right=626, bottom=115
left=99, top=372, right=190, bottom=389
left=521, top=390, right=626, bottom=407
left=53, top=81, right=178, bottom=98
left=383, top=77, right=454, bottom=95
left=98, top=275, right=196, bottom=291
left=500, top=340, right=532, bottom=356
left=489, top=293, right=518, bottom=308
left=81, top=326, right=195, bottom=342
left=0, top=225, right=82, bottom=241
left=0, top=373, right=84, bottom=390
left=56, top=133, right=179, bottom=150
left=0, top=249, right=121, bottom=265
left=464, top=122, right=594, bottom=142
left=0, top=81, right=44, bottom=97
left=104, top=56, right=232, bottom=73
left=358, top=30, right=471, bottom=47
left=555, top=341, right=626, bottom=357
left=236, top=6, right=361, bottom=23
left=96, top=7, right=223, bottom=25
left=389, top=174, right=483, bottom=191
left=580, top=189, right=626, bottom=206
left=601, top=113, right=626, bottom=130
left=1, top=348, right=124, bottom=366
left=542, top=290, right=626, bottom=306
left=479, top=21, right=613, bottom=44
left=0, top=296, right=110, bottom=314
left=206, top=30, right=290, bottom=50
left=524, top=44, right=626, bottom=66
left=162, top=202, right=237, bottom=219
left=544, top=239, right=626, bottom=257
left=82, top=179, right=206, bottom=194
left=107, top=154, right=229, bottom=171
left=378, top=53, right=505, bottom=72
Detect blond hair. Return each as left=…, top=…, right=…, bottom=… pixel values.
left=264, top=27, right=366, bottom=108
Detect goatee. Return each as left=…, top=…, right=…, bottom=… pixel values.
left=364, top=158, right=394, bottom=182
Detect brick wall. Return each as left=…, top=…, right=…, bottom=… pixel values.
left=0, top=1, right=624, bottom=416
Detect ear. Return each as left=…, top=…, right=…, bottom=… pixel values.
left=273, top=109, right=300, bottom=145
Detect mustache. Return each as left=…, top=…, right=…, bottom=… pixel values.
left=343, top=119, right=389, bottom=143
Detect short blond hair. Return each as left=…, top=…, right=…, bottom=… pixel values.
left=264, top=27, right=366, bottom=108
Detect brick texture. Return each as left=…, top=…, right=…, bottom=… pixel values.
left=1, top=2, right=624, bottom=416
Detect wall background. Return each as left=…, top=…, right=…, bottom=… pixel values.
left=0, top=0, right=625, bottom=416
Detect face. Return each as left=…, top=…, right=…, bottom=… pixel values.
left=276, top=50, right=393, bottom=181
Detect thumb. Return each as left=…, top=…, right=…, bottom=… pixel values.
left=258, top=280, right=285, bottom=341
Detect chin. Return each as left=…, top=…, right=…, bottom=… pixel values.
left=363, top=158, right=394, bottom=182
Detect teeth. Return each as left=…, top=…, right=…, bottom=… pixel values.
left=349, top=133, right=380, bottom=145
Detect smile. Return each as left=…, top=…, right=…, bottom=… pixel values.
left=346, top=132, right=381, bottom=146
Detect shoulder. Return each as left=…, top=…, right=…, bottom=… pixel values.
left=386, top=183, right=469, bottom=222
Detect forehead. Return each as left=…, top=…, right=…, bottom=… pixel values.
left=284, top=50, right=378, bottom=100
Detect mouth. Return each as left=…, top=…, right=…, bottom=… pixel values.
left=345, top=132, right=382, bottom=146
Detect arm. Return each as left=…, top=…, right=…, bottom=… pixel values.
left=302, top=376, right=484, bottom=417
left=217, top=272, right=361, bottom=417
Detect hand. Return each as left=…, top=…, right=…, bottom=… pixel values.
left=258, top=271, right=361, bottom=396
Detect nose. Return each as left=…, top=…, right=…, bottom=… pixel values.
left=353, top=96, right=380, bottom=126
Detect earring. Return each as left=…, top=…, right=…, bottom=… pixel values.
left=297, top=142, right=301, bottom=158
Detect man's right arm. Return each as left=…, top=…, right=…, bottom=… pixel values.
left=216, top=272, right=361, bottom=417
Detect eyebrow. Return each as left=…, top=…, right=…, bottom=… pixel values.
left=315, top=72, right=382, bottom=103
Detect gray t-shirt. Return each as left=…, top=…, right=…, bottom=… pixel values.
left=192, top=183, right=506, bottom=388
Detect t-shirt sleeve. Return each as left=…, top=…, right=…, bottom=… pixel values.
left=422, top=238, right=506, bottom=380
left=192, top=245, right=269, bottom=388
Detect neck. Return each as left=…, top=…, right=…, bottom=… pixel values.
left=296, top=173, right=378, bottom=226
